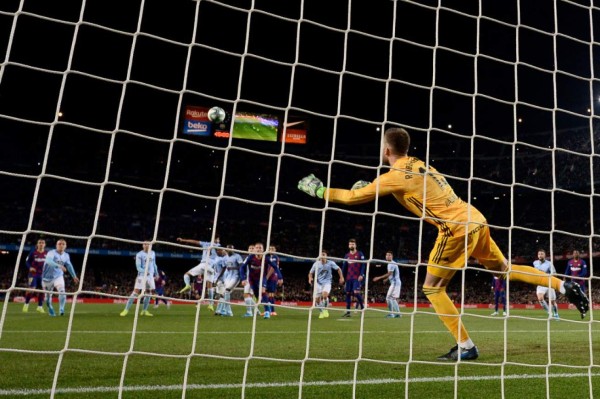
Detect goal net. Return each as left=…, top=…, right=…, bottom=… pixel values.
left=0, top=0, right=597, bottom=398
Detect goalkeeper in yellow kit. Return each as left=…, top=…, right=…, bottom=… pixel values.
left=298, top=127, right=589, bottom=361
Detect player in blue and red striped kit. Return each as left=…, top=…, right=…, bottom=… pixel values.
left=23, top=238, right=48, bottom=313
left=342, top=238, right=366, bottom=317
left=565, top=250, right=588, bottom=293
left=490, top=276, right=506, bottom=316
left=266, top=245, right=283, bottom=316
left=240, top=242, right=277, bottom=319
left=153, top=269, right=170, bottom=309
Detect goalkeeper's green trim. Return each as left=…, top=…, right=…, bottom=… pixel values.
left=316, top=187, right=326, bottom=199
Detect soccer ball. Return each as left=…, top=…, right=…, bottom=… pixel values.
left=207, top=106, right=226, bottom=123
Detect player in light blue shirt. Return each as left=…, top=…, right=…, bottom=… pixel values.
left=177, top=235, right=221, bottom=262
left=120, top=241, right=160, bottom=317
left=533, top=248, right=559, bottom=319
left=177, top=235, right=221, bottom=310
left=372, top=251, right=401, bottom=318
left=42, top=239, right=79, bottom=317
left=308, top=250, right=344, bottom=319
left=215, top=245, right=244, bottom=316
left=210, top=251, right=228, bottom=312
left=179, top=248, right=226, bottom=310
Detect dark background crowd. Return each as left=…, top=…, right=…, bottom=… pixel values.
left=1, top=123, right=599, bottom=306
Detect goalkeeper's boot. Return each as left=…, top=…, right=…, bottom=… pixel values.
left=22, top=303, right=29, bottom=313
left=36, top=306, right=45, bottom=314
left=437, top=345, right=479, bottom=361
left=141, top=310, right=153, bottom=317
left=178, top=284, right=191, bottom=294
left=318, top=311, right=326, bottom=319
left=120, top=309, right=129, bottom=317
left=563, top=281, right=589, bottom=318
left=207, top=304, right=214, bottom=312
left=48, top=307, right=56, bottom=317
left=323, top=309, right=329, bottom=318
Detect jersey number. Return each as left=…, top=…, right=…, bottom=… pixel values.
left=419, top=167, right=449, bottom=189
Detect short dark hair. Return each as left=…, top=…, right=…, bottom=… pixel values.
left=348, top=238, right=356, bottom=243
left=385, top=127, right=410, bottom=155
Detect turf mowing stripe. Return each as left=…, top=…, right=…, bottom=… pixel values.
left=1, top=373, right=599, bottom=396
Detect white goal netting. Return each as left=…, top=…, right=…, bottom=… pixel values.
left=0, top=0, right=598, bottom=398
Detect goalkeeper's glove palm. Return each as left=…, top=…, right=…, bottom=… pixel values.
left=351, top=180, right=370, bottom=190
left=298, top=174, right=325, bottom=198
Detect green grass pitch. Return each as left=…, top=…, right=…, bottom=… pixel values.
left=232, top=120, right=277, bottom=141
left=0, top=303, right=598, bottom=398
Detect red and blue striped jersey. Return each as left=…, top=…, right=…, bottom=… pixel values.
left=342, top=251, right=366, bottom=280
left=26, top=249, right=48, bottom=277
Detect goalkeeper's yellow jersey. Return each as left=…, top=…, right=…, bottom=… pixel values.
left=324, top=156, right=487, bottom=238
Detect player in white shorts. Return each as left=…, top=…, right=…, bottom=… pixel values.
left=42, top=239, right=80, bottom=317
left=179, top=248, right=225, bottom=309
left=372, top=250, right=402, bottom=318
left=177, top=236, right=221, bottom=309
left=209, top=251, right=227, bottom=312
left=120, top=241, right=159, bottom=317
left=533, top=249, right=559, bottom=319
left=215, top=245, right=244, bottom=316
left=308, top=250, right=344, bottom=319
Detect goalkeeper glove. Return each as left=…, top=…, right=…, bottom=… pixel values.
left=351, top=180, right=370, bottom=190
left=298, top=174, right=326, bottom=198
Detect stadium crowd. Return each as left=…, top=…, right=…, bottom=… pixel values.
left=1, top=126, right=597, bottom=307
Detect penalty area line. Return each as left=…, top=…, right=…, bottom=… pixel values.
left=1, top=372, right=598, bottom=396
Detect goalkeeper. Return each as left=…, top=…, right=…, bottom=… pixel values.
left=298, top=127, right=589, bottom=362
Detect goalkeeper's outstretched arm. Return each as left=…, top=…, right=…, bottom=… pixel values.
left=298, top=174, right=394, bottom=205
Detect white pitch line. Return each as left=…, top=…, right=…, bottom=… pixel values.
left=1, top=373, right=598, bottom=397
left=0, top=329, right=594, bottom=335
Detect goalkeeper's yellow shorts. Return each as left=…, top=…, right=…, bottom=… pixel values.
left=426, top=224, right=505, bottom=280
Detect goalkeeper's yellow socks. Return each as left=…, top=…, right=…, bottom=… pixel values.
left=508, top=265, right=563, bottom=291
left=423, top=285, right=470, bottom=345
